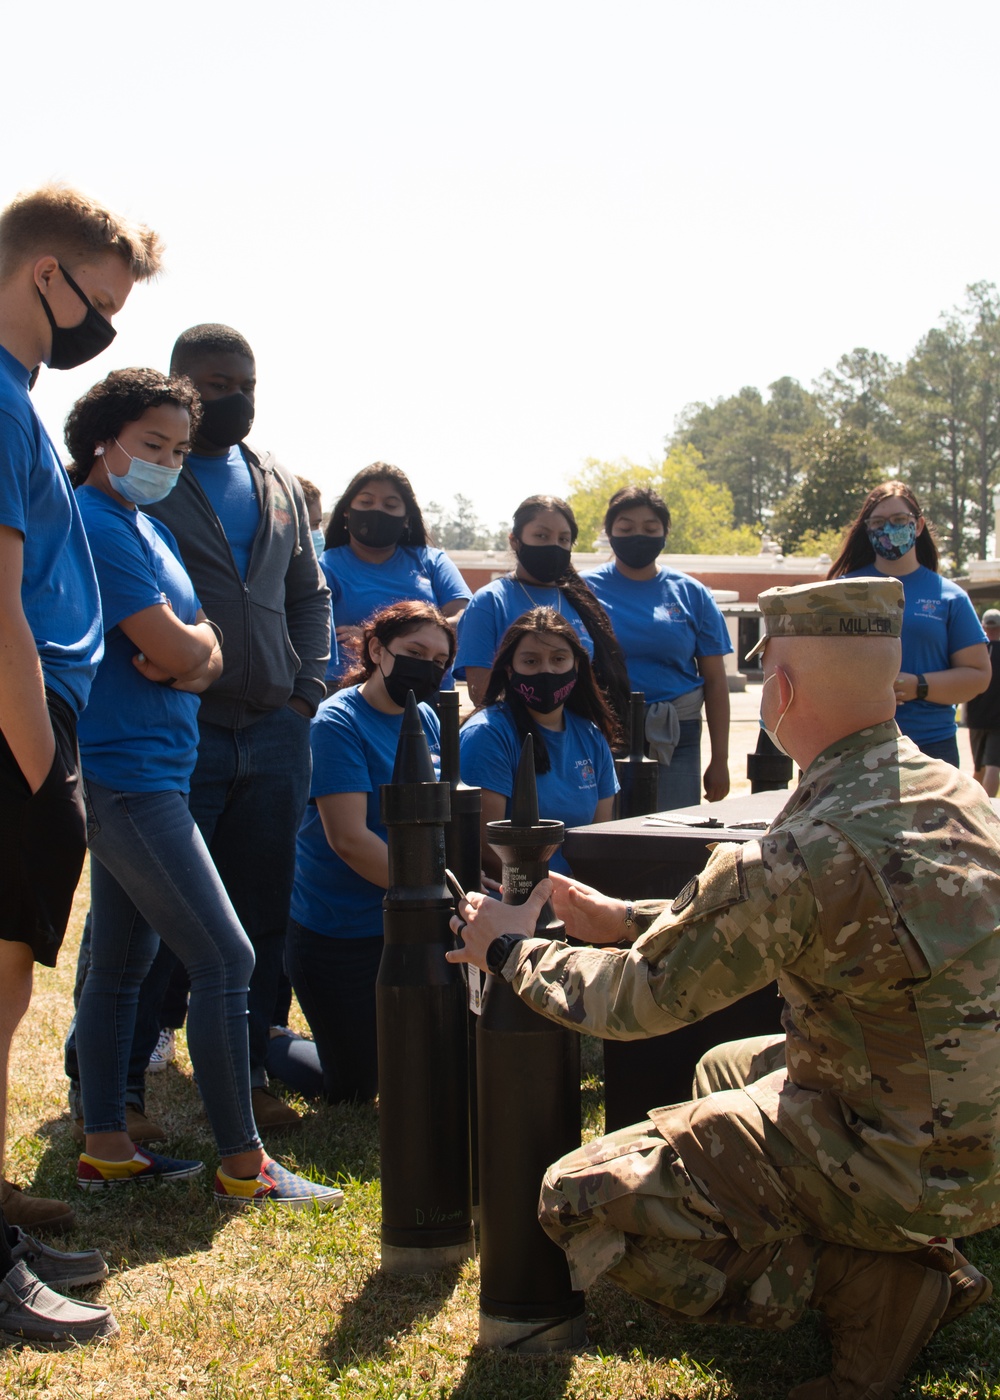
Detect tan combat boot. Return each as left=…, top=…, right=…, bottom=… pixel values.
left=0, top=1178, right=76, bottom=1233
left=250, top=1086, right=302, bottom=1131
left=905, top=1243, right=993, bottom=1329
left=71, top=1105, right=167, bottom=1146
left=788, top=1244, right=950, bottom=1400
left=936, top=1248, right=993, bottom=1328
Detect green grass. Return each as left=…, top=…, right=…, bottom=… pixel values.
left=3, top=877, right=999, bottom=1398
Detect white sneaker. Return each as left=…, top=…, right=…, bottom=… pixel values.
left=147, top=1028, right=176, bottom=1074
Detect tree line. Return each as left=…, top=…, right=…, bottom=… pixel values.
left=424, top=495, right=509, bottom=551
left=566, top=282, right=1000, bottom=574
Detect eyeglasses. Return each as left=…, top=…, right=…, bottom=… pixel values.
left=868, top=513, right=917, bottom=529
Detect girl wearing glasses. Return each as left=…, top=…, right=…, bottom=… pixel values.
left=828, top=482, right=989, bottom=764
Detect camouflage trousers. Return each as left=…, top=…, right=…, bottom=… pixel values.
left=538, top=1033, right=939, bottom=1331
left=693, top=1030, right=787, bottom=1098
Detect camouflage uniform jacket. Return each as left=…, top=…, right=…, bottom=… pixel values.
left=504, top=720, right=1000, bottom=1243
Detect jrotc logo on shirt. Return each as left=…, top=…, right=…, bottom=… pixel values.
left=575, top=759, right=596, bottom=788
left=916, top=599, right=944, bottom=620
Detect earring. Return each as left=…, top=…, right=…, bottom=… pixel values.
left=94, top=445, right=105, bottom=456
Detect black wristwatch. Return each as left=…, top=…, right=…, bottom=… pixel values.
left=486, top=933, right=526, bottom=976
left=915, top=674, right=929, bottom=702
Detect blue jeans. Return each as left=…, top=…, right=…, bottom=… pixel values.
left=64, top=912, right=151, bottom=1115
left=76, top=781, right=261, bottom=1157
left=656, top=717, right=703, bottom=809
left=178, top=709, right=311, bottom=1087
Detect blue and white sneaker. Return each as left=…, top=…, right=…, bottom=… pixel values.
left=214, top=1158, right=344, bottom=1211
left=147, top=1028, right=176, bottom=1074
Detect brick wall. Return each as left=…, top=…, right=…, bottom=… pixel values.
left=449, top=552, right=828, bottom=604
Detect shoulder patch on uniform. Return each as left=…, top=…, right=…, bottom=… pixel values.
left=670, top=844, right=749, bottom=922
left=672, top=877, right=699, bottom=913
left=637, top=844, right=753, bottom=964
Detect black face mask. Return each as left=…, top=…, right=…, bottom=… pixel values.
left=515, top=541, right=571, bottom=584
left=508, top=666, right=578, bottom=714
left=382, top=651, right=445, bottom=706
left=348, top=507, right=408, bottom=549
left=37, top=265, right=116, bottom=371
left=198, top=392, right=255, bottom=449
left=610, top=533, right=665, bottom=569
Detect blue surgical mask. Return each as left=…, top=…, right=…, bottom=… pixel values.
left=867, top=518, right=917, bottom=561
left=311, top=529, right=326, bottom=556
left=107, top=439, right=181, bottom=506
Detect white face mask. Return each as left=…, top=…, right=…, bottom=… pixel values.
left=760, top=671, right=794, bottom=758
left=105, top=438, right=181, bottom=506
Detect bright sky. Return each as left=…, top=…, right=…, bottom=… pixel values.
left=8, top=1, right=999, bottom=531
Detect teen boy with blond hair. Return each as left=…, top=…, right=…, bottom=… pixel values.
left=0, top=183, right=160, bottom=1347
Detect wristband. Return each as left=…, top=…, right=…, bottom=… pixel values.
left=486, top=933, right=526, bottom=976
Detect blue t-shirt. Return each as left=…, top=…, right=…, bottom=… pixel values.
left=185, top=445, right=260, bottom=582
left=0, top=346, right=102, bottom=714
left=77, top=488, right=201, bottom=792
left=291, top=687, right=441, bottom=938
left=321, top=543, right=470, bottom=684
left=581, top=560, right=732, bottom=703
left=845, top=565, right=986, bottom=744
left=459, top=703, right=618, bottom=875
left=455, top=575, right=595, bottom=678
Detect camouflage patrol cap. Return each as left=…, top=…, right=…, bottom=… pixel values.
left=746, top=577, right=904, bottom=658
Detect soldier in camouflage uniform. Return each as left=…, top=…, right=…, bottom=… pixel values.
left=448, top=577, right=1000, bottom=1400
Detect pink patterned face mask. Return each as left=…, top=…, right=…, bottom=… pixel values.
left=508, top=667, right=578, bottom=713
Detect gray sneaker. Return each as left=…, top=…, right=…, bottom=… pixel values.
left=10, top=1228, right=109, bottom=1291
left=0, top=1260, right=118, bottom=1348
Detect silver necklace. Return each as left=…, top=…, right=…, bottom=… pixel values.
left=512, top=573, right=562, bottom=616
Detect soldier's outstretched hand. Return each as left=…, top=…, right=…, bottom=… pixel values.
left=548, top=871, right=630, bottom=945
left=446, top=880, right=553, bottom=972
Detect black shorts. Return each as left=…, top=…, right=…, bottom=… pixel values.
left=0, top=691, right=86, bottom=966
left=972, top=728, right=1000, bottom=770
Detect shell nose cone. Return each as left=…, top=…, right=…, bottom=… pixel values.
left=391, top=690, right=437, bottom=785
left=511, top=734, right=540, bottom=827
